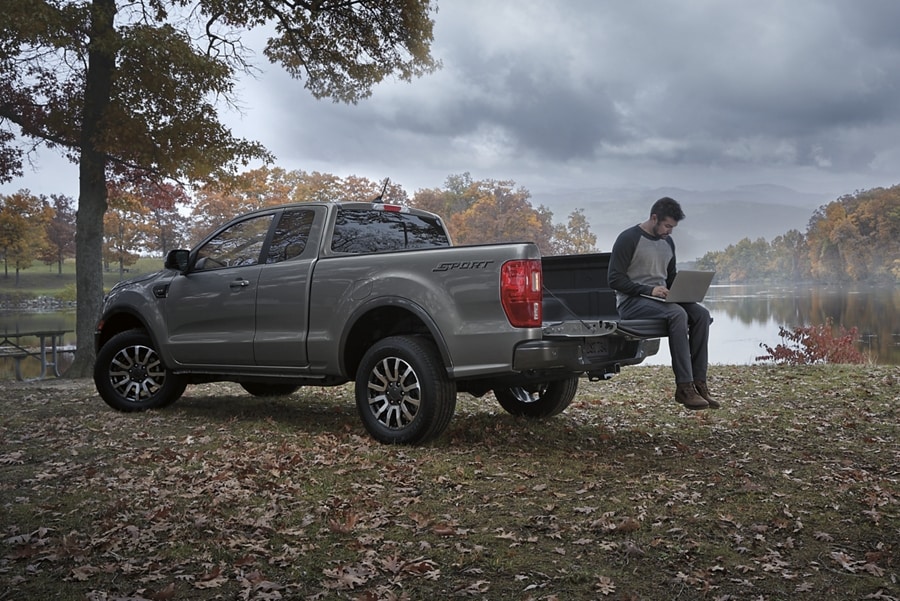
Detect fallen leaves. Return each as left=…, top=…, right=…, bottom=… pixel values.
left=594, top=575, right=616, bottom=596
left=0, top=366, right=898, bottom=600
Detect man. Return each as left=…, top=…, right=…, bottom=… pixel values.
left=608, top=197, right=720, bottom=410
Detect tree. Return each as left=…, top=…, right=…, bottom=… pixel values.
left=769, top=229, right=809, bottom=282
left=411, top=173, right=601, bottom=254
left=104, top=184, right=149, bottom=278
left=342, top=175, right=408, bottom=204
left=412, top=176, right=557, bottom=253
left=189, top=168, right=412, bottom=245
left=551, top=208, right=597, bottom=255
left=410, top=172, right=477, bottom=219
left=808, top=201, right=855, bottom=282
left=448, top=180, right=552, bottom=251
left=698, top=237, right=773, bottom=283
left=294, top=171, right=345, bottom=204
left=0, top=190, right=50, bottom=284
left=1, top=0, right=438, bottom=376
left=133, top=181, right=191, bottom=256
left=696, top=185, right=899, bottom=283
left=40, top=194, right=77, bottom=274
left=190, top=166, right=301, bottom=242
left=805, top=187, right=900, bottom=283
left=838, top=186, right=900, bottom=281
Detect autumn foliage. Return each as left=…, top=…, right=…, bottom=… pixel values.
left=1, top=0, right=440, bottom=375
left=698, top=185, right=900, bottom=283
left=1, top=169, right=598, bottom=291
left=755, top=317, right=868, bottom=365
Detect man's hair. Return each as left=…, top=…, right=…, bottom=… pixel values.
left=650, top=197, right=685, bottom=222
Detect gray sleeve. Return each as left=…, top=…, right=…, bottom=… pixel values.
left=608, top=227, right=653, bottom=297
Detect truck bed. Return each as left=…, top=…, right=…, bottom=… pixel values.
left=541, top=252, right=669, bottom=339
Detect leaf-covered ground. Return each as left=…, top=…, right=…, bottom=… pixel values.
left=1, top=365, right=898, bottom=600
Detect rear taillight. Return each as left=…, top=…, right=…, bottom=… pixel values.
left=501, top=259, right=542, bottom=328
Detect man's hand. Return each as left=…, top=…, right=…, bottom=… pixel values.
left=651, top=285, right=669, bottom=299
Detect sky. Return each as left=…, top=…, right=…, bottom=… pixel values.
left=4, top=0, right=900, bottom=218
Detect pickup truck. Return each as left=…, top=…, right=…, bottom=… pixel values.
left=93, top=202, right=661, bottom=444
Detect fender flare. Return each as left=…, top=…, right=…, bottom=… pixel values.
left=338, top=295, right=453, bottom=377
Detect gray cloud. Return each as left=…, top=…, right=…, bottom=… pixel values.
left=6, top=0, right=900, bottom=201
left=246, top=0, right=900, bottom=191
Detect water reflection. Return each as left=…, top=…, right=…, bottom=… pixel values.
left=645, top=284, right=899, bottom=366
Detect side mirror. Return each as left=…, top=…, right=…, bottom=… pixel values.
left=164, top=249, right=190, bottom=272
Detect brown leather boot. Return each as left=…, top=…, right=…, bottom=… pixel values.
left=675, top=382, right=708, bottom=410
left=693, top=381, right=721, bottom=409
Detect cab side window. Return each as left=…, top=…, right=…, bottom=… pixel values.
left=266, top=209, right=316, bottom=264
left=194, top=214, right=274, bottom=271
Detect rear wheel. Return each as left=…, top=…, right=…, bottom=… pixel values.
left=494, top=377, right=579, bottom=418
left=240, top=382, right=301, bottom=397
left=355, top=336, right=456, bottom=444
left=94, top=330, right=187, bottom=412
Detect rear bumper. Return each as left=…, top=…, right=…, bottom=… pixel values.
left=512, top=337, right=659, bottom=374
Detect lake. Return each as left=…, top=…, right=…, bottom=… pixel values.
left=643, top=283, right=900, bottom=367
left=1, top=284, right=898, bottom=380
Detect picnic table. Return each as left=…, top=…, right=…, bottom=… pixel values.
left=0, top=329, right=75, bottom=381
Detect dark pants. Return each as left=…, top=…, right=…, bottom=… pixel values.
left=618, top=296, right=711, bottom=383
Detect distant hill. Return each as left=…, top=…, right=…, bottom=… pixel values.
left=532, top=184, right=832, bottom=261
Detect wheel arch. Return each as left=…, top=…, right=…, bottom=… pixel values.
left=96, top=309, right=167, bottom=361
left=340, top=297, right=452, bottom=380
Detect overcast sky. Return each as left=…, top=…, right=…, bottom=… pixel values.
left=4, top=0, right=900, bottom=206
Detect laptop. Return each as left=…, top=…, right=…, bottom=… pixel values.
left=641, top=270, right=715, bottom=303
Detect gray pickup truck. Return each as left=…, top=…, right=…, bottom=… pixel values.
left=94, top=202, right=662, bottom=444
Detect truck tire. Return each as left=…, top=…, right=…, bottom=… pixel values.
left=94, top=330, right=187, bottom=412
left=240, top=383, right=301, bottom=397
left=355, top=335, right=457, bottom=444
left=494, top=377, right=579, bottom=418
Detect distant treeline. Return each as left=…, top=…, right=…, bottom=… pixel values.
left=0, top=171, right=597, bottom=283
left=695, top=185, right=900, bottom=284
left=2, top=171, right=897, bottom=285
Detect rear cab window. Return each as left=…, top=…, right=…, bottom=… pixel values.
left=331, top=207, right=450, bottom=253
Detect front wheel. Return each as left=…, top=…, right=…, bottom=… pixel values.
left=494, top=377, right=579, bottom=418
left=355, top=336, right=456, bottom=444
left=94, top=330, right=187, bottom=412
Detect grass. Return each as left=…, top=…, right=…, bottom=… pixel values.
left=0, top=257, right=163, bottom=300
left=1, top=364, right=898, bottom=600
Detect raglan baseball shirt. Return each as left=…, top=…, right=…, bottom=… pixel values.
left=607, top=224, right=678, bottom=307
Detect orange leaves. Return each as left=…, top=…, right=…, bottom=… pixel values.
left=193, top=566, right=228, bottom=589
left=328, top=511, right=361, bottom=534
left=445, top=179, right=555, bottom=255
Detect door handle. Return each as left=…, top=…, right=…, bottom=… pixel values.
left=230, top=279, right=250, bottom=289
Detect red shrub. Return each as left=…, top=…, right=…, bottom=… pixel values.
left=756, top=317, right=868, bottom=365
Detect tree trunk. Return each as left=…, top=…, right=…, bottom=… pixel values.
left=66, top=0, right=116, bottom=378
